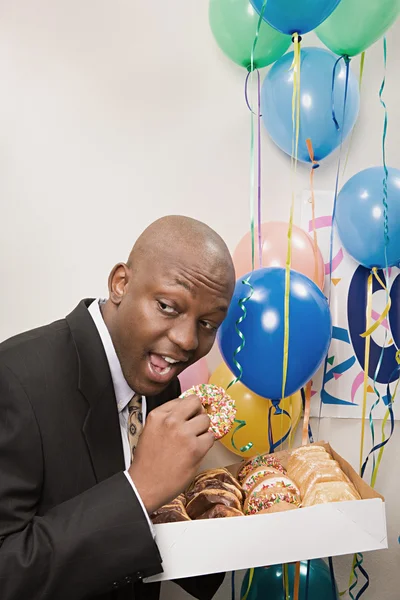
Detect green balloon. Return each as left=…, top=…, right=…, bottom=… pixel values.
left=316, top=0, right=400, bottom=57
left=209, top=0, right=291, bottom=69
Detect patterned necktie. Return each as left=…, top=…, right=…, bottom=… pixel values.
left=127, top=394, right=143, bottom=462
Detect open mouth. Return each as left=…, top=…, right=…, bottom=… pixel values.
left=146, top=353, right=184, bottom=384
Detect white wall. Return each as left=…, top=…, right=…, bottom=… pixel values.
left=0, top=2, right=398, bottom=599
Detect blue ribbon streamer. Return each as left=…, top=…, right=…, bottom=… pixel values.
left=231, top=571, right=235, bottom=600
left=328, top=557, right=337, bottom=600
left=349, top=553, right=370, bottom=600
left=268, top=403, right=292, bottom=454
left=361, top=364, right=398, bottom=478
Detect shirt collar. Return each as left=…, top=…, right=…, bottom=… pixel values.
left=88, top=298, right=134, bottom=413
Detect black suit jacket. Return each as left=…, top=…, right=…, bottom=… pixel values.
left=0, top=300, right=224, bottom=600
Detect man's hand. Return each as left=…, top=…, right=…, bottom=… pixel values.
left=128, top=395, right=214, bottom=514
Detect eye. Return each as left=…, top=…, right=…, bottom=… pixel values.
left=157, top=301, right=177, bottom=315
left=200, top=320, right=218, bottom=332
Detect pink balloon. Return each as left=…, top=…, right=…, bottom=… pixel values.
left=233, top=221, right=325, bottom=290
left=178, top=358, right=210, bottom=393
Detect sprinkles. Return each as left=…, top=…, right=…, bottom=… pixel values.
left=180, top=384, right=236, bottom=440
left=238, top=454, right=285, bottom=484
left=245, top=492, right=300, bottom=515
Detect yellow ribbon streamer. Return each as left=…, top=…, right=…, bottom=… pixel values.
left=282, top=33, right=301, bottom=400
left=293, top=562, right=301, bottom=600
left=360, top=268, right=392, bottom=338
left=359, top=272, right=373, bottom=473
left=241, top=568, right=254, bottom=600
left=284, top=563, right=290, bottom=600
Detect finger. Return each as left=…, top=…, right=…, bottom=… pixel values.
left=175, top=395, right=205, bottom=420
left=186, top=413, right=211, bottom=437
left=196, top=430, right=215, bottom=456
left=153, top=397, right=182, bottom=414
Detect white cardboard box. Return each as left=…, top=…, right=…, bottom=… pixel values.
left=145, top=442, right=387, bottom=582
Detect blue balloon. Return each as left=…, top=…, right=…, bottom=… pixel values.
left=251, top=0, right=342, bottom=35
left=218, top=268, right=332, bottom=400
left=241, top=560, right=339, bottom=599
left=261, top=47, right=360, bottom=163
left=336, top=166, right=400, bottom=268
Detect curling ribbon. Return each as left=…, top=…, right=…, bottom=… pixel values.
left=359, top=272, right=373, bottom=473
left=268, top=404, right=292, bottom=454
left=360, top=269, right=391, bottom=338
left=301, top=381, right=312, bottom=446
left=349, top=553, right=370, bottom=600
left=301, top=387, right=314, bottom=443
left=342, top=51, right=365, bottom=178
left=305, top=560, right=311, bottom=600
left=306, top=138, right=320, bottom=288
left=241, top=568, right=254, bottom=600
left=282, top=31, right=301, bottom=401
left=230, top=418, right=253, bottom=453
left=364, top=35, right=394, bottom=489
left=293, top=562, right=301, bottom=600
left=284, top=563, right=290, bottom=600
left=318, top=54, right=351, bottom=436
left=358, top=269, right=392, bottom=476
left=227, top=277, right=254, bottom=453
left=373, top=351, right=400, bottom=487
left=328, top=557, right=337, bottom=600
left=247, top=0, right=267, bottom=270
left=361, top=351, right=399, bottom=484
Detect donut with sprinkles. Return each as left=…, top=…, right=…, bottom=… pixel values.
left=180, top=384, right=236, bottom=440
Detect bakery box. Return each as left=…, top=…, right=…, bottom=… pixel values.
left=144, top=442, right=387, bottom=583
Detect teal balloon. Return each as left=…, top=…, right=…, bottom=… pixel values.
left=209, top=0, right=291, bottom=69
left=241, top=560, right=339, bottom=599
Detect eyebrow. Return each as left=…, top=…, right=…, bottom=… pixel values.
left=166, top=278, right=228, bottom=313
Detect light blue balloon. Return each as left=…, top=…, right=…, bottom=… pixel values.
left=251, top=0, right=342, bottom=35
left=335, top=167, right=400, bottom=269
left=261, top=47, right=360, bottom=163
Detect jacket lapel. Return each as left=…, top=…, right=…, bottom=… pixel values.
left=66, top=299, right=125, bottom=482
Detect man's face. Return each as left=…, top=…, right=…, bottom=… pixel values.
left=109, top=253, right=234, bottom=396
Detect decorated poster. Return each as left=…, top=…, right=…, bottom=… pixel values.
left=300, top=190, right=399, bottom=419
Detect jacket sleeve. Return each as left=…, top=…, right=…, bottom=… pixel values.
left=0, top=363, right=162, bottom=600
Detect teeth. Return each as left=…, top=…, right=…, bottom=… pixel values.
left=162, top=356, right=179, bottom=364
left=159, top=366, right=172, bottom=375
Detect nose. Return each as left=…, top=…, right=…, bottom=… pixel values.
left=168, top=318, right=199, bottom=354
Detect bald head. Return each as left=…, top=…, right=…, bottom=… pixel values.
left=103, top=216, right=236, bottom=395
left=127, top=215, right=234, bottom=280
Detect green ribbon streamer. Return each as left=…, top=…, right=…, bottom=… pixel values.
left=227, top=277, right=254, bottom=453
left=248, top=0, right=267, bottom=270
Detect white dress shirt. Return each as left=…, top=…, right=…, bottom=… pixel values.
left=88, top=298, right=154, bottom=536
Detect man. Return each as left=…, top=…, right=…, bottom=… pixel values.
left=0, top=216, right=236, bottom=600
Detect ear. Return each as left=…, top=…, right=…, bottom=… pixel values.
left=108, top=263, right=130, bottom=305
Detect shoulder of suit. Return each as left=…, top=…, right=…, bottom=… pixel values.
left=0, top=317, right=71, bottom=378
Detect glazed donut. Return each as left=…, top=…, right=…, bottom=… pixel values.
left=180, top=384, right=236, bottom=440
